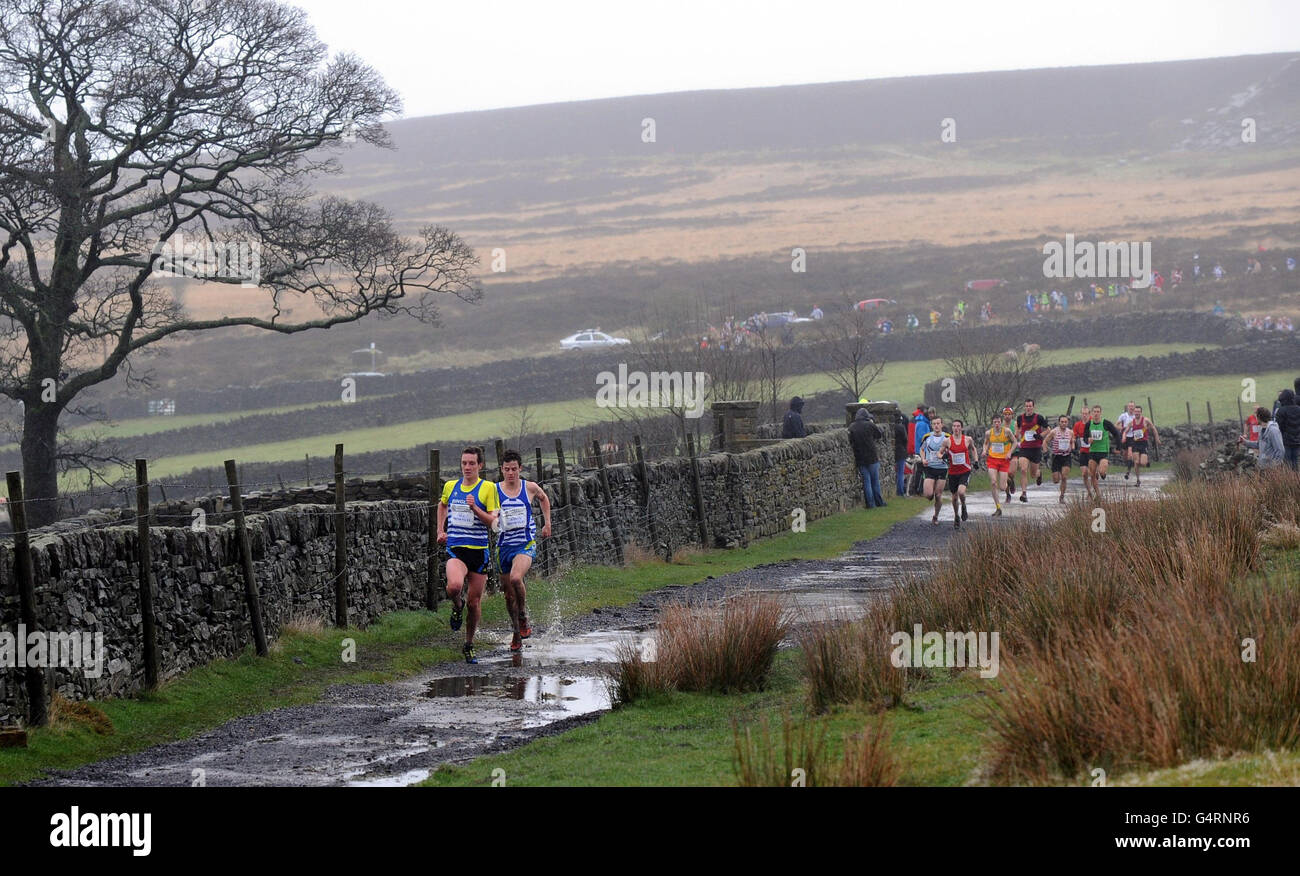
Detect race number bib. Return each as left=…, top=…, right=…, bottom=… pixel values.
left=1090, top=427, right=1104, bottom=442
left=990, top=442, right=1005, bottom=454
left=1131, top=428, right=1144, bottom=440
left=1023, top=429, right=1036, bottom=441
left=951, top=452, right=967, bottom=466
left=450, top=501, right=473, bottom=528
left=501, top=505, right=528, bottom=531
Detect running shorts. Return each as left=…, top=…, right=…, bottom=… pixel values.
left=498, top=541, right=537, bottom=574
left=1088, top=450, right=1110, bottom=464
left=945, top=472, right=970, bottom=493
left=1013, top=446, right=1042, bottom=464
left=986, top=457, right=1011, bottom=473
left=449, top=546, right=488, bottom=575
left=924, top=466, right=948, bottom=481
left=1050, top=453, right=1072, bottom=473
left=1131, top=441, right=1149, bottom=455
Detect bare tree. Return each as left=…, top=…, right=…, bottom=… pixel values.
left=750, top=322, right=789, bottom=425
left=937, top=336, right=1044, bottom=432
left=805, top=290, right=887, bottom=401
left=0, top=0, right=479, bottom=525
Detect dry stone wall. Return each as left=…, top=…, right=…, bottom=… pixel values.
left=1, top=428, right=896, bottom=719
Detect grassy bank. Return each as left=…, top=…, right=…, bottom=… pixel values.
left=0, top=499, right=917, bottom=786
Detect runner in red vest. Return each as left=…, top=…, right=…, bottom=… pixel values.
left=1013, top=399, right=1049, bottom=502
left=946, top=419, right=978, bottom=528
left=1044, top=415, right=1076, bottom=503
left=1243, top=410, right=1262, bottom=444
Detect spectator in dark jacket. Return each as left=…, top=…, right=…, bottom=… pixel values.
left=893, top=414, right=909, bottom=497
left=781, top=396, right=807, bottom=439
left=1274, top=389, right=1300, bottom=470
left=849, top=408, right=886, bottom=508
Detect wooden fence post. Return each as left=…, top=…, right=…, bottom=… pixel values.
left=5, top=471, right=47, bottom=726
left=1206, top=400, right=1213, bottom=425
left=686, top=433, right=709, bottom=548
left=1147, top=396, right=1154, bottom=422
left=427, top=448, right=442, bottom=610
left=535, top=447, right=550, bottom=575
left=633, top=435, right=662, bottom=558
left=1237, top=398, right=1245, bottom=434
left=333, top=444, right=348, bottom=628
left=135, top=459, right=159, bottom=690
left=494, top=438, right=505, bottom=479
left=592, top=440, right=625, bottom=566
left=224, top=459, right=268, bottom=656
left=1186, top=401, right=1193, bottom=427
left=556, top=438, right=577, bottom=567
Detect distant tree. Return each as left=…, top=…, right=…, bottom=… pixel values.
left=938, top=336, right=1044, bottom=433
left=0, top=0, right=479, bottom=525
left=805, top=290, right=887, bottom=401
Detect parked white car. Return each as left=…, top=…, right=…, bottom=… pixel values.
left=560, top=329, right=630, bottom=350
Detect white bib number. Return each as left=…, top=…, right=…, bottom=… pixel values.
left=1090, top=428, right=1104, bottom=441
left=450, top=501, right=473, bottom=528
left=1131, top=428, right=1144, bottom=440
left=990, top=442, right=1005, bottom=454
left=1023, top=429, right=1036, bottom=441
left=951, top=452, right=967, bottom=466
left=501, top=505, right=527, bottom=531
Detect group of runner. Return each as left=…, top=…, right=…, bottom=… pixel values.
left=916, top=399, right=1159, bottom=526
left=436, top=447, right=553, bottom=664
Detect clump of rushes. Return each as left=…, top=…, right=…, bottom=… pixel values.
left=800, top=471, right=1300, bottom=783
left=607, top=595, right=787, bottom=705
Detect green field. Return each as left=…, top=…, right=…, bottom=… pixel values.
left=48, top=342, right=1226, bottom=489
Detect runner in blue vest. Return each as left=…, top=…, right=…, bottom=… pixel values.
left=437, top=446, right=500, bottom=664
left=497, top=450, right=553, bottom=653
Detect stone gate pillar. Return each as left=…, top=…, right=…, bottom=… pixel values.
left=711, top=400, right=763, bottom=452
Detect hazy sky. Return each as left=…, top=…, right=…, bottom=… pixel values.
left=298, top=0, right=1300, bottom=119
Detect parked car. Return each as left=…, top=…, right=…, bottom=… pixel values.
left=560, top=329, right=630, bottom=350
left=854, top=298, right=898, bottom=310
left=964, top=279, right=1006, bottom=292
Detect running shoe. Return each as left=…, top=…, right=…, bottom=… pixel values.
left=960, top=504, right=968, bottom=521
left=1036, top=475, right=1042, bottom=486
left=450, top=601, right=463, bottom=632
left=1019, top=493, right=1028, bottom=503
left=1124, top=472, right=1129, bottom=480
left=462, top=641, right=478, bottom=664
left=992, top=506, right=1003, bottom=517
left=953, top=517, right=960, bottom=529
left=518, top=614, right=532, bottom=639
left=510, top=633, right=522, bottom=652
left=931, top=512, right=939, bottom=525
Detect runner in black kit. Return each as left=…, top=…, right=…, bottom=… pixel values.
left=1124, top=405, right=1159, bottom=487
left=1013, top=398, right=1049, bottom=503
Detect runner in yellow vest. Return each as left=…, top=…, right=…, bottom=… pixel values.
left=983, top=413, right=1018, bottom=517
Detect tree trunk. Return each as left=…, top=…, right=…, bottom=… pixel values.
left=20, top=404, right=62, bottom=529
